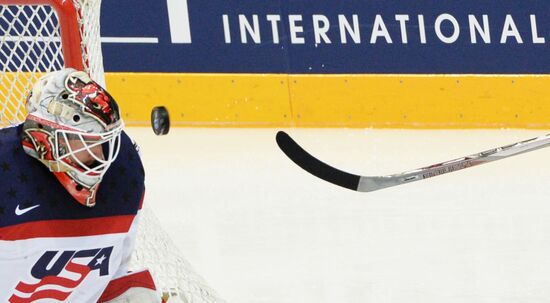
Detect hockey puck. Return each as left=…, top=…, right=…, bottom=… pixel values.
left=151, top=106, right=170, bottom=136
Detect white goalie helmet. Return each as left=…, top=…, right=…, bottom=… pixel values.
left=21, top=68, right=124, bottom=207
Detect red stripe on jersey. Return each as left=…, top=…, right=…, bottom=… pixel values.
left=0, top=215, right=135, bottom=241
left=9, top=262, right=91, bottom=303
left=9, top=289, right=71, bottom=303
left=15, top=261, right=91, bottom=292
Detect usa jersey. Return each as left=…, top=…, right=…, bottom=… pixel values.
left=0, top=125, right=146, bottom=302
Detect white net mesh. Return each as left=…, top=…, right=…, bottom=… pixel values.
left=1, top=4, right=63, bottom=126
left=0, top=1, right=224, bottom=302
left=135, top=206, right=225, bottom=302
left=71, top=0, right=103, bottom=86
left=0, top=1, right=104, bottom=127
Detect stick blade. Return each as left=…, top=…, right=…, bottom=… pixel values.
left=276, top=131, right=361, bottom=191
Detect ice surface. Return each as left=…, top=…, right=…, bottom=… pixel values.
left=126, top=128, right=550, bottom=303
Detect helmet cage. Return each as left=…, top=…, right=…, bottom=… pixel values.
left=22, top=68, right=125, bottom=207
left=54, top=123, right=123, bottom=179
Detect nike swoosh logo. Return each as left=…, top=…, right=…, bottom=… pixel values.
left=15, top=204, right=40, bottom=216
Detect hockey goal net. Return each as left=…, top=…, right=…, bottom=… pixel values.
left=0, top=1, right=224, bottom=302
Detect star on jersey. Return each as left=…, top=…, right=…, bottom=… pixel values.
left=95, top=254, right=107, bottom=265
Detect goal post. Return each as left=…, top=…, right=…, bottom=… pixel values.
left=0, top=1, right=224, bottom=301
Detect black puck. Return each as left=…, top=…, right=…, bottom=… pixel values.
left=151, top=106, right=170, bottom=136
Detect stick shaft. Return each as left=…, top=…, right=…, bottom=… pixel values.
left=359, top=133, right=550, bottom=192
left=276, top=131, right=550, bottom=193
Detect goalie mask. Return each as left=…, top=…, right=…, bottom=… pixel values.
left=21, top=68, right=123, bottom=207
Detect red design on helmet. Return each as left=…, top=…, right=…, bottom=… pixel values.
left=22, top=129, right=55, bottom=161
left=67, top=76, right=120, bottom=126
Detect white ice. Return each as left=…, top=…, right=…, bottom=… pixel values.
left=126, top=128, right=550, bottom=303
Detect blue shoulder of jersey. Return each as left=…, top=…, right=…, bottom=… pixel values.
left=0, top=125, right=145, bottom=229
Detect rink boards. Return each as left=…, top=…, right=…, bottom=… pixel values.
left=96, top=1, right=550, bottom=128
left=5, top=1, right=550, bottom=128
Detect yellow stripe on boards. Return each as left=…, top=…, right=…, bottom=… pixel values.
left=105, top=73, right=291, bottom=127
left=288, top=75, right=550, bottom=128
left=103, top=73, right=550, bottom=128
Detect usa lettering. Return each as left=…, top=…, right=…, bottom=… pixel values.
left=9, top=247, right=113, bottom=302
left=31, top=247, right=112, bottom=278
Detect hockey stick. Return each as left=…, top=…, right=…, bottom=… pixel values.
left=276, top=131, right=550, bottom=192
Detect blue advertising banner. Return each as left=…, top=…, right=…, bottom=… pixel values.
left=100, top=1, right=550, bottom=73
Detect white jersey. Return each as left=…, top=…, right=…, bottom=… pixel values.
left=0, top=125, right=149, bottom=302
